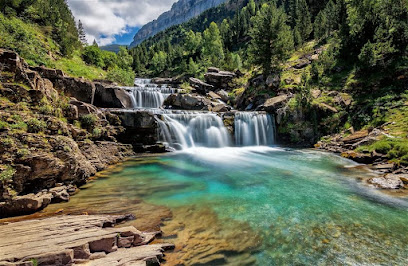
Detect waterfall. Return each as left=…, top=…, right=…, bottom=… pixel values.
left=125, top=78, right=175, bottom=108
left=234, top=112, right=275, bottom=146
left=156, top=111, right=232, bottom=150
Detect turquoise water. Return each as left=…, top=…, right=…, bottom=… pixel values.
left=53, top=147, right=408, bottom=265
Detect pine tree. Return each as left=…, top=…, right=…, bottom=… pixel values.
left=202, top=22, right=224, bottom=66
left=92, top=39, right=98, bottom=47
left=249, top=3, right=294, bottom=75
left=78, top=20, right=87, bottom=46
left=294, top=0, right=313, bottom=45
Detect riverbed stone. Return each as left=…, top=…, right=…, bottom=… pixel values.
left=368, top=175, right=404, bottom=189
left=0, top=215, right=173, bottom=265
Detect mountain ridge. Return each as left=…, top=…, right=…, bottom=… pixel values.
left=129, top=0, right=228, bottom=48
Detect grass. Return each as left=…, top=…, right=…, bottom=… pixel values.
left=52, top=51, right=107, bottom=81
left=356, top=137, right=408, bottom=165
left=0, top=13, right=57, bottom=66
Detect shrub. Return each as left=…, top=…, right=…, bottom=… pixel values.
left=10, top=121, right=27, bottom=131
left=27, top=118, right=46, bottom=133
left=372, top=141, right=392, bottom=154
left=80, top=114, right=98, bottom=130
left=16, top=149, right=30, bottom=158
left=106, top=66, right=135, bottom=86
left=0, top=120, right=9, bottom=130
left=92, top=127, right=102, bottom=139
left=82, top=45, right=105, bottom=68
left=0, top=165, right=15, bottom=182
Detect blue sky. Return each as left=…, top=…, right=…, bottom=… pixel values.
left=67, top=0, right=177, bottom=46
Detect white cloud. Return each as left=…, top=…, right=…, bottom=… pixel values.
left=67, top=0, right=177, bottom=46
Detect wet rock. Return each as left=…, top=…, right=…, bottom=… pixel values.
left=164, top=93, right=213, bottom=110
left=109, top=110, right=159, bottom=148
left=373, top=164, right=395, bottom=172
left=341, top=151, right=377, bottom=164
left=369, top=174, right=404, bottom=189
left=216, top=90, right=230, bottom=102
left=211, top=103, right=229, bottom=112
left=0, top=192, right=52, bottom=218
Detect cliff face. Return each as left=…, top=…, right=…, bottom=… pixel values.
left=130, top=0, right=228, bottom=47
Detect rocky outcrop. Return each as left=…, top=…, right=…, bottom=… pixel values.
left=152, top=77, right=182, bottom=85
left=107, top=110, right=166, bottom=152
left=0, top=214, right=174, bottom=265
left=204, top=70, right=236, bottom=89
left=32, top=65, right=96, bottom=104
left=93, top=83, right=133, bottom=109
left=316, top=129, right=408, bottom=189
left=189, top=77, right=214, bottom=94
left=164, top=93, right=231, bottom=112
left=0, top=49, right=136, bottom=218
left=0, top=185, right=75, bottom=217
left=130, top=0, right=228, bottom=47
left=258, top=94, right=291, bottom=113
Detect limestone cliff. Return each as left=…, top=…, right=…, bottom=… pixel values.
left=130, top=0, right=228, bottom=47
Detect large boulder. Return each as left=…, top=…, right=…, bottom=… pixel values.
left=204, top=70, right=236, bottom=89
left=164, top=93, right=213, bottom=111
left=189, top=77, right=214, bottom=94
left=93, top=83, right=133, bottom=108
left=108, top=110, right=159, bottom=148
left=53, top=77, right=96, bottom=104
left=259, top=95, right=290, bottom=112
left=152, top=77, right=182, bottom=85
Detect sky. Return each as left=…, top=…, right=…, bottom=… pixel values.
left=66, top=0, right=178, bottom=46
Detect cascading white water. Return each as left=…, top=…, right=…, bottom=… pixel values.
left=124, top=78, right=175, bottom=108
left=234, top=112, right=275, bottom=146
left=157, top=111, right=231, bottom=150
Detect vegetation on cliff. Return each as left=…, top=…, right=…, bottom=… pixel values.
left=0, top=0, right=135, bottom=85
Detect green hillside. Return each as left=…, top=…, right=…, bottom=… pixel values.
left=0, top=0, right=135, bottom=85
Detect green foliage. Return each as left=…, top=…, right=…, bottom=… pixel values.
left=202, top=22, right=225, bottom=66
left=357, top=138, right=408, bottom=165
left=293, top=0, right=313, bottom=45
left=249, top=2, right=294, bottom=74
left=0, top=165, right=15, bottom=182
left=106, top=66, right=135, bottom=86
left=82, top=45, right=106, bottom=68
left=53, top=52, right=107, bottom=81
left=0, top=13, right=56, bottom=65
left=0, top=0, right=80, bottom=57
left=151, top=51, right=168, bottom=73
left=187, top=57, right=199, bottom=75
left=27, top=118, right=46, bottom=133
left=79, top=114, right=98, bottom=130
left=185, top=30, right=202, bottom=55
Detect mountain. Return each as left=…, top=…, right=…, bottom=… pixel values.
left=129, top=0, right=228, bottom=48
